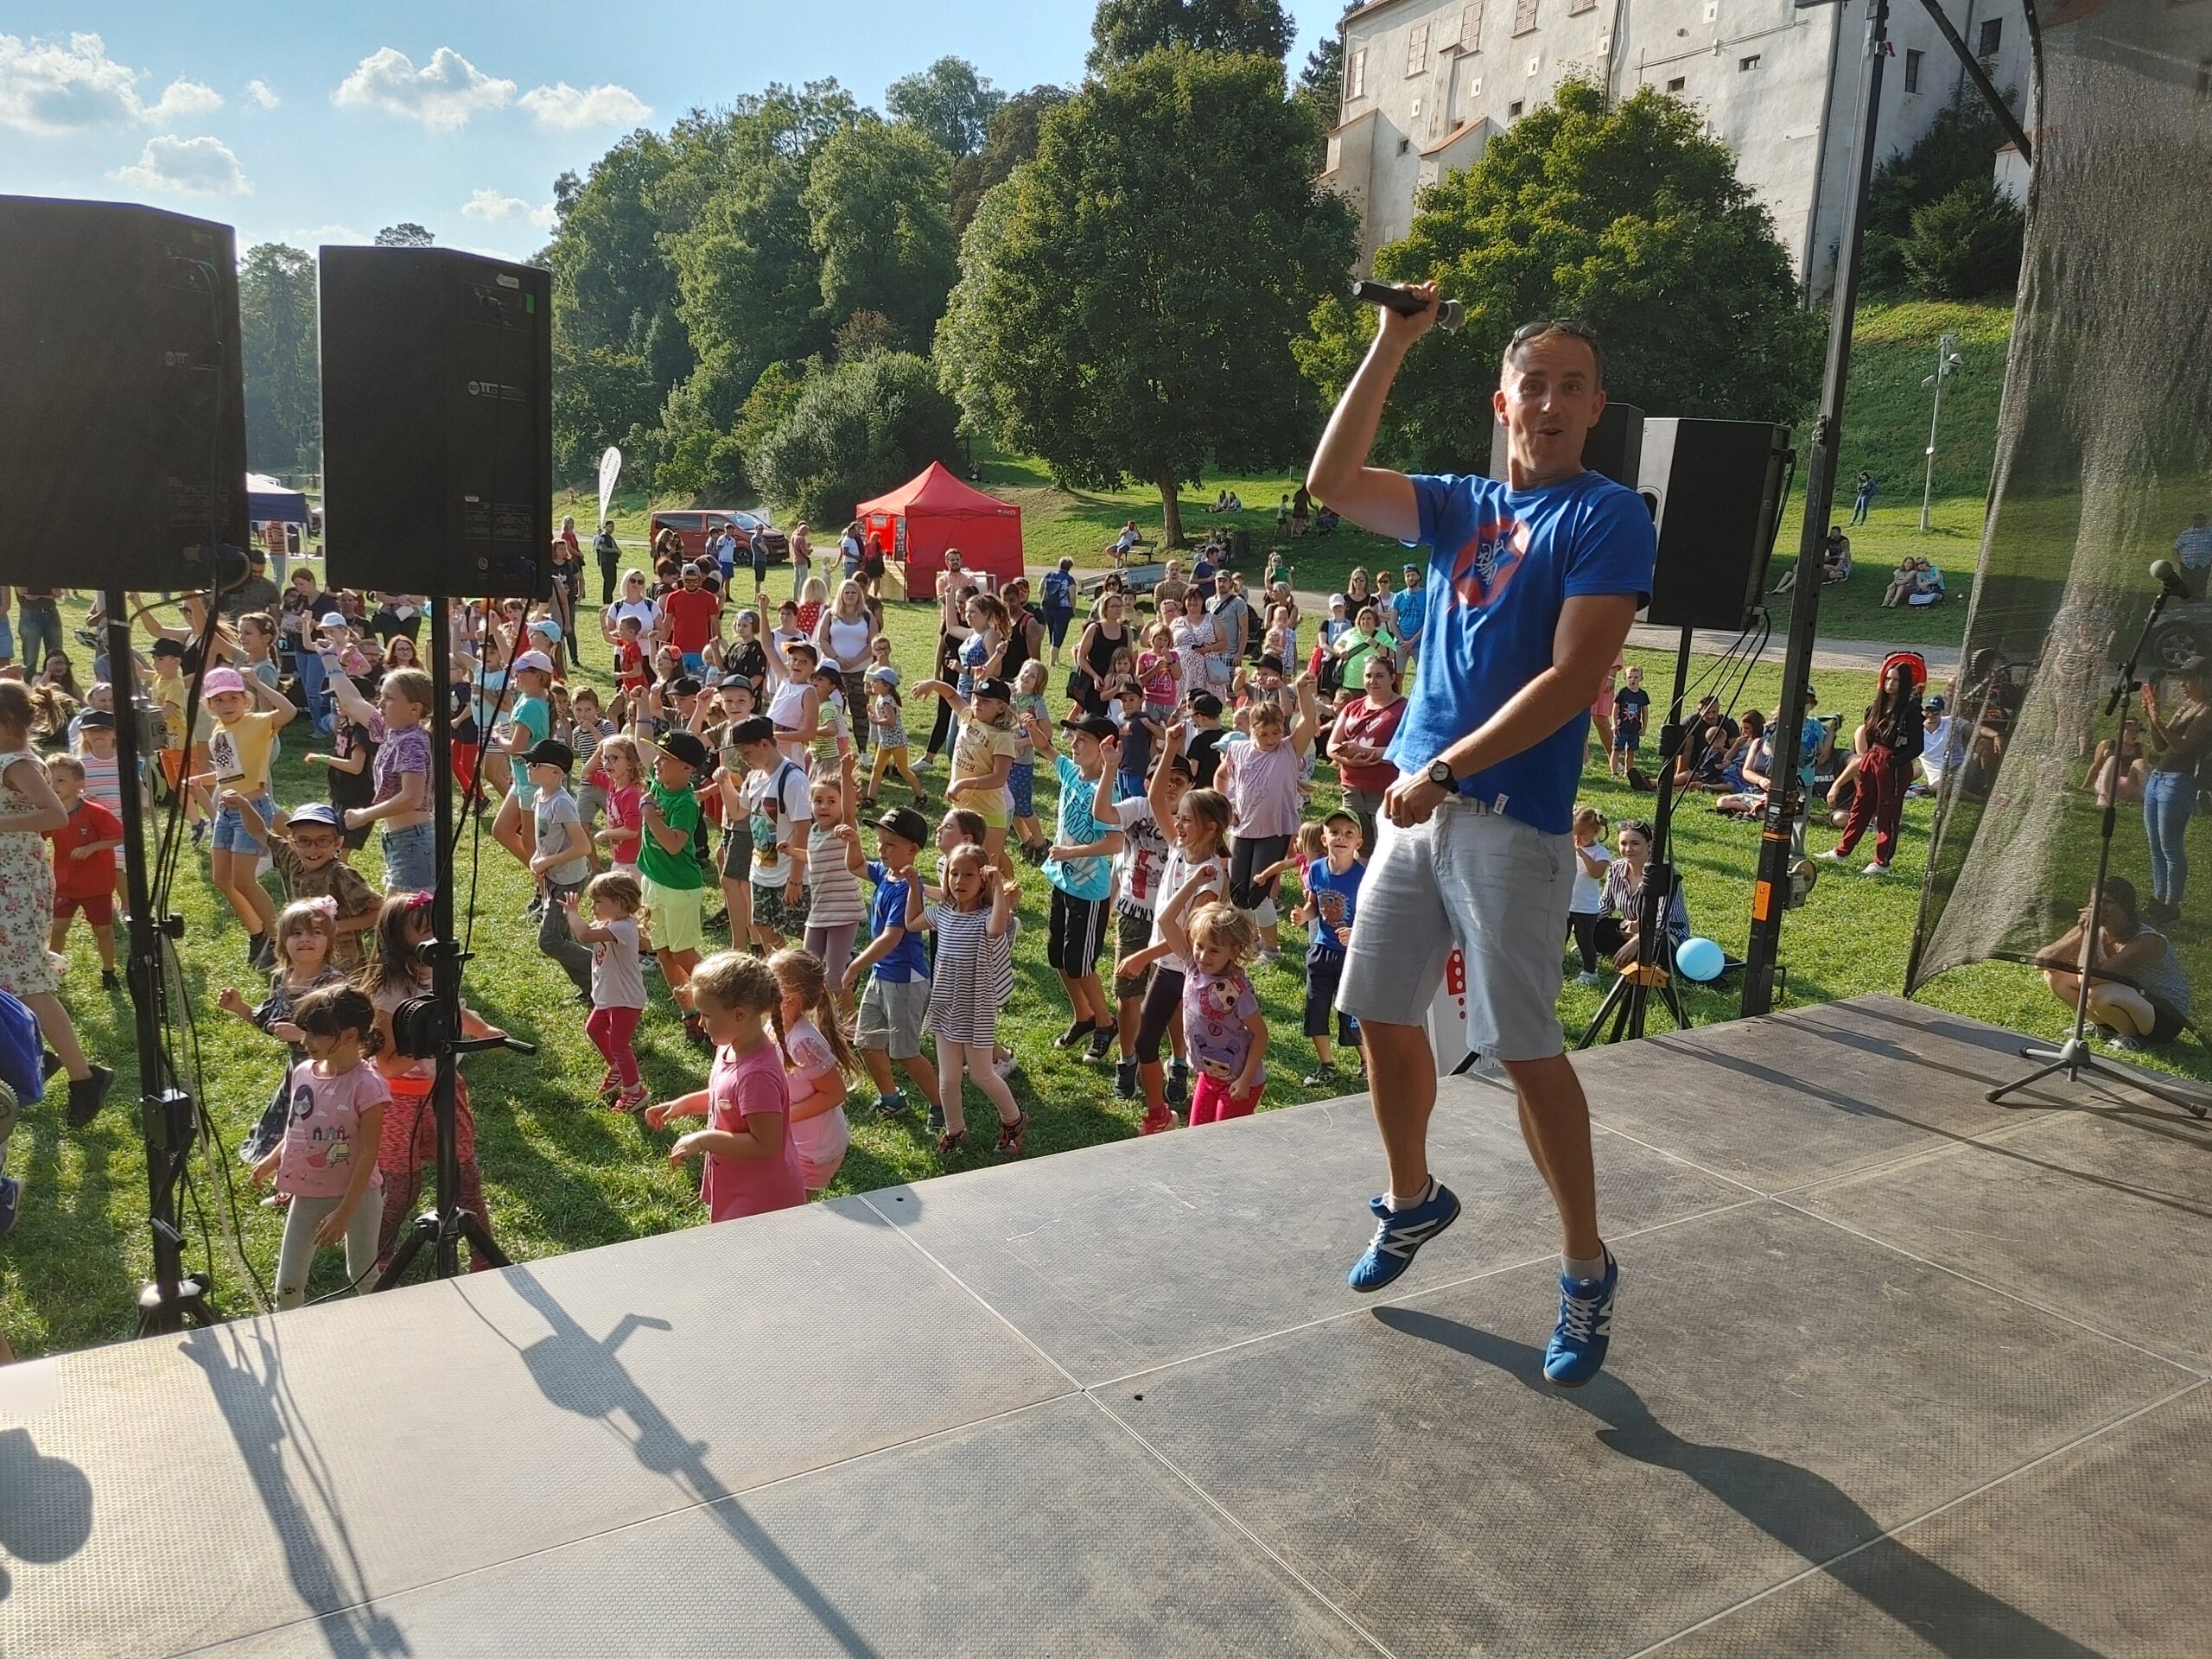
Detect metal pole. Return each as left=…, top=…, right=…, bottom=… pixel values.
left=1919, top=331, right=1954, bottom=532
left=1741, top=0, right=1891, bottom=1015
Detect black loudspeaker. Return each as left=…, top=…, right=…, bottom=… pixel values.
left=320, top=246, right=550, bottom=597
left=0, top=196, right=248, bottom=590
left=1638, top=418, right=1791, bottom=632
left=1490, top=401, right=1644, bottom=489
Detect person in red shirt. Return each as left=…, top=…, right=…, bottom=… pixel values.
left=658, top=564, right=724, bottom=674
left=43, top=753, right=124, bottom=989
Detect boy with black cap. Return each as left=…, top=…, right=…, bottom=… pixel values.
left=843, top=804, right=944, bottom=1120
left=225, top=798, right=383, bottom=973
left=1023, top=709, right=1126, bottom=1060
left=525, top=738, right=597, bottom=1000
left=638, top=729, right=713, bottom=1042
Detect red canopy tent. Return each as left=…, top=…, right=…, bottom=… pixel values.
left=855, top=462, right=1024, bottom=591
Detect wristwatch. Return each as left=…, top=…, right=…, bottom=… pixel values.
left=1426, top=760, right=1456, bottom=791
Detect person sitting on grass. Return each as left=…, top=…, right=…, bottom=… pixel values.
left=1595, top=818, right=1692, bottom=974
left=2033, top=877, right=2193, bottom=1051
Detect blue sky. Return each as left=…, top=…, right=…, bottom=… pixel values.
left=2, top=3, right=1343, bottom=261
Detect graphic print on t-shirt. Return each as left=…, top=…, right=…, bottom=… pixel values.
left=1449, top=514, right=1532, bottom=611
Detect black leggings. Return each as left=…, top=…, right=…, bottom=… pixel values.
left=925, top=691, right=956, bottom=760
left=1568, top=912, right=1603, bottom=974
left=1135, top=965, right=1186, bottom=1065
left=1230, top=833, right=1290, bottom=912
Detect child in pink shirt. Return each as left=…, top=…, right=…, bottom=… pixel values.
left=646, top=950, right=804, bottom=1221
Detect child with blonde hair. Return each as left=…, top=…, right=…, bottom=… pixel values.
left=912, top=844, right=1027, bottom=1157
left=1156, top=892, right=1268, bottom=1125
left=562, top=870, right=651, bottom=1112
left=1008, top=659, right=1051, bottom=862
left=645, top=950, right=806, bottom=1221
left=220, top=896, right=348, bottom=1171
left=768, top=947, right=861, bottom=1192
left=862, top=652, right=925, bottom=808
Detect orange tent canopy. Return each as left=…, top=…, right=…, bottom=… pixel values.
left=855, top=462, right=1024, bottom=588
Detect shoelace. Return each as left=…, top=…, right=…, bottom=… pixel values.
left=1559, top=1284, right=1605, bottom=1341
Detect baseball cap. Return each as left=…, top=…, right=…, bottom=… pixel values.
left=527, top=618, right=561, bottom=639
left=1062, top=714, right=1118, bottom=741
left=865, top=664, right=900, bottom=685
left=522, top=738, right=575, bottom=772
left=1257, top=653, right=1285, bottom=675
left=1924, top=694, right=1947, bottom=712
left=658, top=731, right=710, bottom=772
left=511, top=649, right=554, bottom=675
left=77, top=709, right=115, bottom=729
left=972, top=676, right=1012, bottom=704
left=287, top=802, right=342, bottom=830
left=682, top=562, right=705, bottom=577
left=318, top=612, right=347, bottom=629
left=875, top=804, right=931, bottom=847
left=150, top=638, right=185, bottom=658
left=201, top=667, right=246, bottom=697
left=1191, top=692, right=1224, bottom=718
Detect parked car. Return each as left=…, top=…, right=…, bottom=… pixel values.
left=646, top=509, right=790, bottom=568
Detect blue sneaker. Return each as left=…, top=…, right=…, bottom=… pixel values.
left=1347, top=1182, right=1461, bottom=1294
left=1544, top=1250, right=1618, bottom=1388
left=0, top=1175, right=20, bottom=1238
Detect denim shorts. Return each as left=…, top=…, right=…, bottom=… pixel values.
left=213, top=791, right=276, bottom=855
left=381, top=819, right=437, bottom=892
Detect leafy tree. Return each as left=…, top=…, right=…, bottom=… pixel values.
left=548, top=131, right=688, bottom=386
left=374, top=222, right=435, bottom=247
left=938, top=48, right=1353, bottom=545
left=1088, top=0, right=1294, bottom=73
left=552, top=343, right=658, bottom=484
left=1901, top=177, right=2024, bottom=298
left=804, top=119, right=959, bottom=353
left=752, top=352, right=959, bottom=525
left=833, top=310, right=899, bottom=361
left=950, top=85, right=1071, bottom=233
left=734, top=359, right=816, bottom=458
left=887, top=57, right=1004, bottom=160
left=1294, top=4, right=1356, bottom=135
left=1298, top=80, right=1821, bottom=470
left=1861, top=93, right=2019, bottom=291
left=237, top=244, right=320, bottom=471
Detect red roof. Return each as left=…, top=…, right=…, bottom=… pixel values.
left=855, top=461, right=1018, bottom=520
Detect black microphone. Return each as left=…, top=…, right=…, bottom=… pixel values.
left=2152, top=559, right=2190, bottom=598
left=1354, top=280, right=1462, bottom=333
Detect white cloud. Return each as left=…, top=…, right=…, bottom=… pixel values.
left=0, top=32, right=226, bottom=133
left=280, top=223, right=371, bottom=247
left=245, top=79, right=279, bottom=109
left=111, top=134, right=251, bottom=195
left=461, top=188, right=557, bottom=232
left=517, top=79, right=650, bottom=130
left=332, top=46, right=515, bottom=130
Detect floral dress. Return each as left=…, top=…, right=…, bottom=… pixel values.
left=0, top=750, right=59, bottom=998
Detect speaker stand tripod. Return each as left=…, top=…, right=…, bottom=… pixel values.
left=1987, top=583, right=2210, bottom=1119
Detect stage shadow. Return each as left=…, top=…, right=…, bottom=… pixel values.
left=0, top=1425, right=93, bottom=1605
left=1374, top=1306, right=2102, bottom=1658
left=486, top=1267, right=884, bottom=1659
left=181, top=1322, right=411, bottom=1658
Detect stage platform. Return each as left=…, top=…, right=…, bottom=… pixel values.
left=3, top=995, right=2209, bottom=1657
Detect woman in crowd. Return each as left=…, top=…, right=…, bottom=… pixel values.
left=1328, top=655, right=1409, bottom=849
left=1071, top=588, right=1135, bottom=718
left=2140, top=658, right=2212, bottom=923
left=813, top=579, right=879, bottom=752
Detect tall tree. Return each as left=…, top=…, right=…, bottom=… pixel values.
left=939, top=48, right=1354, bottom=545
left=752, top=351, right=960, bottom=525
left=548, top=130, right=686, bottom=385
left=373, top=222, right=435, bottom=247
left=1088, top=0, right=1294, bottom=73
left=1294, top=3, right=1357, bottom=137
left=950, top=85, right=1071, bottom=232
left=1296, top=80, right=1822, bottom=469
left=238, top=244, right=320, bottom=471
left=886, top=57, right=1004, bottom=160
left=804, top=118, right=959, bottom=353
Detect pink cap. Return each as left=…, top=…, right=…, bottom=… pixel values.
left=512, top=649, right=554, bottom=675
left=201, top=667, right=247, bottom=697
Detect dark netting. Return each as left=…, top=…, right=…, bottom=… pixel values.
left=1910, top=0, right=2212, bottom=1021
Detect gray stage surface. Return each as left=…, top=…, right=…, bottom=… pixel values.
left=3, top=995, right=2208, bottom=1657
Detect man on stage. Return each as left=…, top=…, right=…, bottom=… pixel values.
left=1310, top=285, right=1656, bottom=1387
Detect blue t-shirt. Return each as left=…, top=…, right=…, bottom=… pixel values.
left=1043, top=753, right=1115, bottom=901
left=1389, top=469, right=1656, bottom=834
left=1305, top=856, right=1365, bottom=958
left=1392, top=586, right=1427, bottom=639
left=865, top=860, right=929, bottom=982
left=1797, top=714, right=1828, bottom=786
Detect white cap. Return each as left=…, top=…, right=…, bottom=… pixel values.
left=318, top=612, right=346, bottom=629
left=512, top=649, right=554, bottom=675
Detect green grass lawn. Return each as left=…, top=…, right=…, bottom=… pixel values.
left=10, top=578, right=2196, bottom=1363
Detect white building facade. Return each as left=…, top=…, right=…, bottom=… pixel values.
left=1321, top=0, right=2032, bottom=294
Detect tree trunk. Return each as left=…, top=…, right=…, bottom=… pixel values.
left=1156, top=475, right=1186, bottom=550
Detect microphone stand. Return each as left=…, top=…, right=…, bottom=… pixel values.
left=1986, top=576, right=2209, bottom=1116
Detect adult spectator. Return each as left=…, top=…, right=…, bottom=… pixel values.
left=1908, top=561, right=1947, bottom=607
left=656, top=563, right=723, bottom=676
left=1152, top=560, right=1189, bottom=618
left=2175, top=512, right=2212, bottom=598
left=1819, top=660, right=1923, bottom=875
left=1290, top=483, right=1311, bottom=536
left=1071, top=589, right=1135, bottom=716
left=1392, top=561, right=1427, bottom=652
left=221, top=552, right=281, bottom=620
left=1039, top=557, right=1078, bottom=668
left=703, top=520, right=735, bottom=588
left=368, top=593, right=424, bottom=645
left=1775, top=526, right=1850, bottom=593
left=1595, top=817, right=1692, bottom=971
left=1916, top=695, right=1963, bottom=798
left=547, top=535, right=583, bottom=663
left=1191, top=548, right=1217, bottom=588
left=1210, top=570, right=1251, bottom=666
left=921, top=552, right=982, bottom=768
left=1850, top=471, right=1877, bottom=524
left=814, top=579, right=879, bottom=747
left=2083, top=712, right=2145, bottom=809
left=2140, top=658, right=2212, bottom=922
left=1883, top=556, right=1923, bottom=608
left=839, top=519, right=867, bottom=583
left=1107, top=519, right=1143, bottom=568
left=1172, top=587, right=1226, bottom=700
left=2034, top=877, right=2192, bottom=1049
left=1001, top=576, right=1043, bottom=691
left=594, top=519, right=622, bottom=605
left=1331, top=605, right=1392, bottom=690
left=1330, top=655, right=1409, bottom=848
left=601, top=569, right=658, bottom=658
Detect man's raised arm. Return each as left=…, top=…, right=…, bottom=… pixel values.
left=1305, top=281, right=1444, bottom=548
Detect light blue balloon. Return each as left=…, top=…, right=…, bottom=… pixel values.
left=1676, top=937, right=1725, bottom=982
